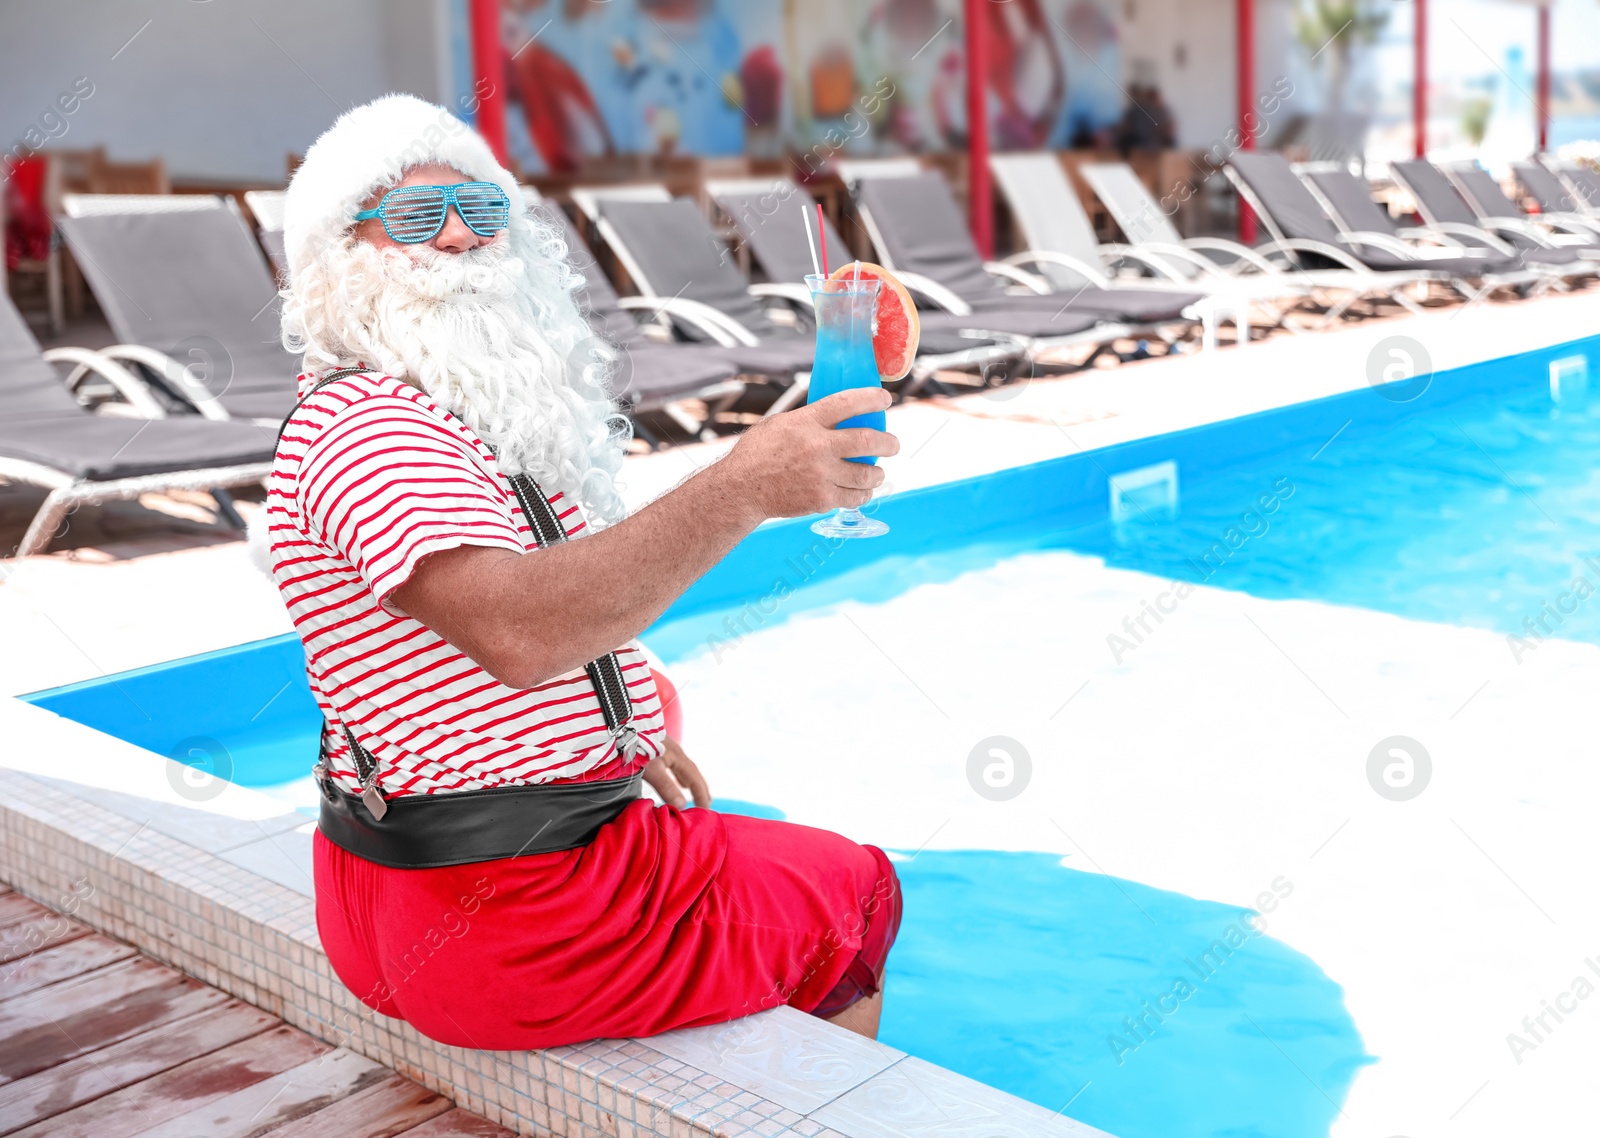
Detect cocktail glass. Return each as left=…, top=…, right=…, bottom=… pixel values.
left=805, top=273, right=889, bottom=539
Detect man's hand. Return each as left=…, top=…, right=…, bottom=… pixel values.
left=643, top=735, right=710, bottom=809
left=715, top=388, right=899, bottom=521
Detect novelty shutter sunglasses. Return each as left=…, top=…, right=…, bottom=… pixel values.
left=353, top=182, right=512, bottom=243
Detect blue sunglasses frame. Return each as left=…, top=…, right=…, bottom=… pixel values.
left=353, top=181, right=511, bottom=243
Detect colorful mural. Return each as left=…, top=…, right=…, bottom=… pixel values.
left=453, top=0, right=1123, bottom=172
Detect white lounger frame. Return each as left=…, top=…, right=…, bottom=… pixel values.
left=3, top=456, right=272, bottom=557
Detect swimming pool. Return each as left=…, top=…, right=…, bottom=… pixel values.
left=26, top=333, right=1599, bottom=1138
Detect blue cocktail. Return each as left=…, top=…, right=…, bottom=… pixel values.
left=806, top=273, right=889, bottom=538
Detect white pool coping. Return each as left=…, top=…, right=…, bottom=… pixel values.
left=0, top=694, right=1112, bottom=1138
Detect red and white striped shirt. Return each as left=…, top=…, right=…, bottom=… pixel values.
left=266, top=371, right=664, bottom=798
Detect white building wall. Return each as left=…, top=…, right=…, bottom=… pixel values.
left=1, top=0, right=451, bottom=185
left=1114, top=0, right=1299, bottom=151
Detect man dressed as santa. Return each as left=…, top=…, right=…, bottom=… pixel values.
left=266, top=95, right=900, bottom=1047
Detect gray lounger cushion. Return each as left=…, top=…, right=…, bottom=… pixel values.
left=56, top=205, right=300, bottom=420
left=599, top=198, right=785, bottom=339
left=0, top=295, right=275, bottom=480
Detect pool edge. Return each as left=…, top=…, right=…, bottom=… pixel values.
left=0, top=699, right=1115, bottom=1138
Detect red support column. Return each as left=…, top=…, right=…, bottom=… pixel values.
left=965, top=0, right=994, bottom=259
left=470, top=0, right=509, bottom=166
left=1414, top=0, right=1427, bottom=158
left=1537, top=4, right=1551, bottom=153
left=1236, top=0, right=1256, bottom=243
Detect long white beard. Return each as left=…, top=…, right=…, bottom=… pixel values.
left=280, top=219, right=629, bottom=526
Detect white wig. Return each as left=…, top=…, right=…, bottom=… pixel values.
left=279, top=94, right=627, bottom=525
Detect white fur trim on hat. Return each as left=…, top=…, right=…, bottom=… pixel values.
left=281, top=93, right=519, bottom=286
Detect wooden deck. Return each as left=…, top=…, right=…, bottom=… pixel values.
left=0, top=888, right=514, bottom=1138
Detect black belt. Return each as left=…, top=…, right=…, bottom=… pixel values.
left=317, top=771, right=643, bottom=869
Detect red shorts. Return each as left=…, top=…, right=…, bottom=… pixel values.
left=313, top=800, right=901, bottom=1049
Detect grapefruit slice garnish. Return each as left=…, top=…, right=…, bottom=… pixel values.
left=829, top=262, right=921, bottom=382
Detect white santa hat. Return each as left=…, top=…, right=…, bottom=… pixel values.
left=281, top=93, right=521, bottom=287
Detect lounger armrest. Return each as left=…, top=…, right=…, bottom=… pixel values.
left=615, top=296, right=759, bottom=347
left=1421, top=223, right=1517, bottom=256
left=748, top=282, right=814, bottom=305
left=96, top=344, right=232, bottom=421
left=998, top=251, right=1112, bottom=288
left=1534, top=212, right=1600, bottom=237
left=1395, top=227, right=1466, bottom=249
left=983, top=261, right=1052, bottom=294
left=1258, top=239, right=1373, bottom=274
left=1176, top=238, right=1282, bottom=276
left=1475, top=217, right=1556, bottom=248
left=1133, top=241, right=1243, bottom=278
left=1338, top=231, right=1418, bottom=258
left=890, top=271, right=973, bottom=316
left=41, top=347, right=169, bottom=419
left=1095, top=243, right=1199, bottom=283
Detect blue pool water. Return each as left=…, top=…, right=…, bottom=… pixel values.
left=718, top=802, right=1368, bottom=1138
left=644, top=334, right=1600, bottom=661
left=883, top=852, right=1367, bottom=1138
left=26, top=336, right=1599, bottom=1137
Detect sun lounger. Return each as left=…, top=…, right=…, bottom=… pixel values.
left=1388, top=160, right=1598, bottom=280
left=588, top=190, right=1039, bottom=403
left=835, top=167, right=1197, bottom=356
left=579, top=180, right=1028, bottom=392
left=0, top=291, right=273, bottom=556
left=841, top=165, right=1207, bottom=339
left=989, top=151, right=1327, bottom=338
left=1079, top=159, right=1379, bottom=305
left=1225, top=152, right=1497, bottom=317
left=57, top=195, right=298, bottom=423
left=575, top=190, right=817, bottom=413
left=704, top=176, right=1030, bottom=389
left=1452, top=161, right=1600, bottom=247
left=521, top=189, right=746, bottom=444
left=1296, top=162, right=1551, bottom=301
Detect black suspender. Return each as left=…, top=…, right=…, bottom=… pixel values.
left=289, top=369, right=637, bottom=820
left=503, top=472, right=639, bottom=752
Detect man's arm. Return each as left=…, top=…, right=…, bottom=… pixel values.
left=391, top=388, right=897, bottom=689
